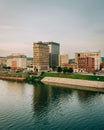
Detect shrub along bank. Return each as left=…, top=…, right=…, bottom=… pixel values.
left=41, top=72, right=104, bottom=82
left=25, top=72, right=104, bottom=83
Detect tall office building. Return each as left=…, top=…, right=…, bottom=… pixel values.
left=75, top=50, right=101, bottom=70
left=46, top=42, right=60, bottom=66
left=33, top=41, right=49, bottom=72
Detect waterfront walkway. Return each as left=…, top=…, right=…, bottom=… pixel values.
left=42, top=77, right=104, bottom=92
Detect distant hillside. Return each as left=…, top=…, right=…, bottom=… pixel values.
left=27, top=57, right=33, bottom=61
left=69, top=58, right=75, bottom=63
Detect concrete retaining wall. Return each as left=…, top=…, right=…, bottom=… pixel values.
left=41, top=77, right=104, bottom=92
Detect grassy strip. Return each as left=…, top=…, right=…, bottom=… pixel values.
left=41, top=72, right=104, bottom=82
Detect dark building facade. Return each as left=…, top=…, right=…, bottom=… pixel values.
left=46, top=42, right=60, bottom=66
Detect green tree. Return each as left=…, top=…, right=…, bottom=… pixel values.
left=2, top=66, right=11, bottom=70
left=68, top=68, right=73, bottom=73
left=93, top=71, right=96, bottom=76
left=57, top=66, right=62, bottom=73
left=7, top=66, right=11, bottom=70
left=63, top=67, right=68, bottom=74
left=51, top=65, right=57, bottom=71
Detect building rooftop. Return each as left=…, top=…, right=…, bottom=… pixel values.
left=75, top=50, right=101, bottom=54
left=33, top=41, right=60, bottom=46
left=45, top=41, right=60, bottom=46
left=33, top=41, right=48, bottom=46
left=7, top=54, right=26, bottom=58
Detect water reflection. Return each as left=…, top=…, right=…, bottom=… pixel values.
left=51, top=86, right=72, bottom=100
left=32, top=83, right=73, bottom=115
left=6, top=81, right=26, bottom=95
left=0, top=80, right=104, bottom=130
left=33, top=82, right=50, bottom=114
left=77, top=90, right=97, bottom=103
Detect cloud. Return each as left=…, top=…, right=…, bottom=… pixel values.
left=0, top=0, right=104, bottom=58
left=0, top=24, right=26, bottom=31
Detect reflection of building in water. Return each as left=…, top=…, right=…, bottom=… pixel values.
left=32, top=83, right=73, bottom=114
left=33, top=83, right=50, bottom=113
left=6, top=81, right=25, bottom=93
left=76, top=91, right=97, bottom=103
left=50, top=86, right=72, bottom=101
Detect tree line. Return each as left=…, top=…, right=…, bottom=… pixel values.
left=51, top=66, right=73, bottom=73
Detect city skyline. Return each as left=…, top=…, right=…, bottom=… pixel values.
left=0, top=0, right=104, bottom=58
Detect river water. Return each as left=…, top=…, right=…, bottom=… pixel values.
left=0, top=79, right=104, bottom=130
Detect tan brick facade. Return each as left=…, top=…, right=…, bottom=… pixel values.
left=33, top=42, right=49, bottom=72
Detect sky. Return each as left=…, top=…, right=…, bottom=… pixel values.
left=0, top=0, right=104, bottom=58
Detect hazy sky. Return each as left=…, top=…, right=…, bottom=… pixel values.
left=0, top=0, right=104, bottom=58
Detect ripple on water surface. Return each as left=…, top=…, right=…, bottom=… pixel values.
left=0, top=80, right=104, bottom=130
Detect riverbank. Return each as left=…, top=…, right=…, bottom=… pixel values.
left=41, top=72, right=104, bottom=82
left=41, top=77, right=104, bottom=92
left=0, top=73, right=28, bottom=81
left=0, top=72, right=104, bottom=91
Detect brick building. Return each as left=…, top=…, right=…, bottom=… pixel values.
left=78, top=57, right=95, bottom=72
left=75, top=50, right=101, bottom=70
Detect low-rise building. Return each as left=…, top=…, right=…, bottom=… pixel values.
left=78, top=57, right=95, bottom=72
left=75, top=50, right=101, bottom=70
left=62, top=62, right=78, bottom=73
left=0, top=57, right=7, bottom=66
left=26, top=57, right=34, bottom=72
left=27, top=57, right=33, bottom=67
left=7, top=54, right=27, bottom=69
left=59, top=54, right=69, bottom=67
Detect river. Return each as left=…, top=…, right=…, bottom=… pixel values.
left=0, top=79, right=104, bottom=130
